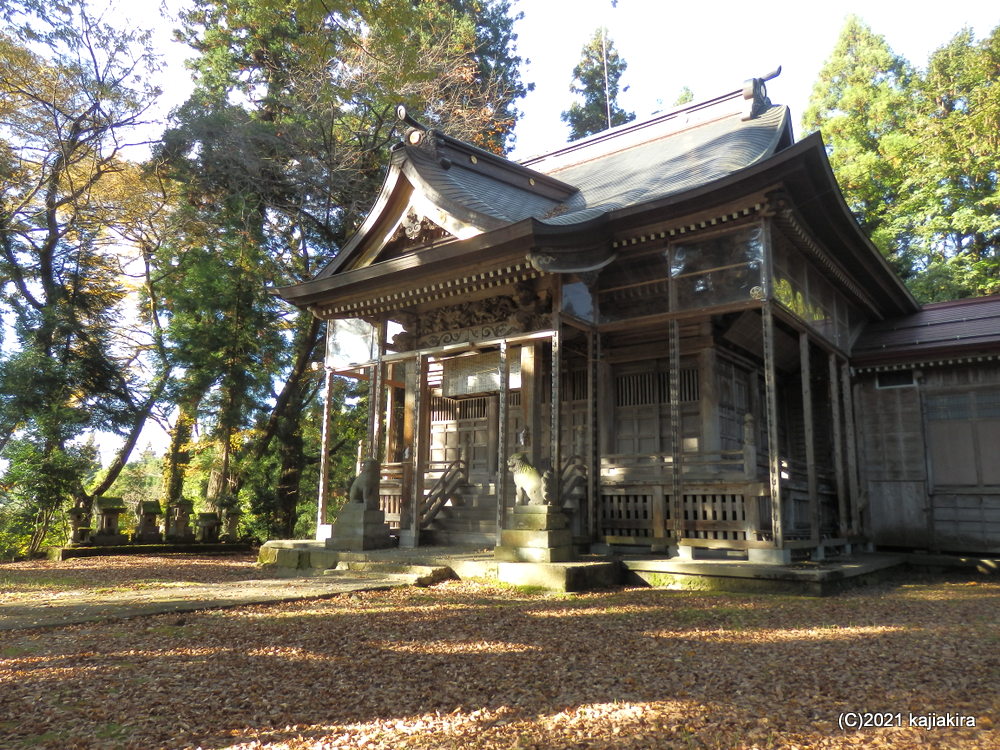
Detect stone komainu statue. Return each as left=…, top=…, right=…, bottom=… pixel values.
left=349, top=458, right=381, bottom=511
left=507, top=452, right=556, bottom=506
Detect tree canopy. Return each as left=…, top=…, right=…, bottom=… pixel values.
left=0, top=0, right=530, bottom=557
left=804, top=16, right=1000, bottom=302
left=560, top=27, right=634, bottom=140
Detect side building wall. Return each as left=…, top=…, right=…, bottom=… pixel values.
left=856, top=361, right=1000, bottom=554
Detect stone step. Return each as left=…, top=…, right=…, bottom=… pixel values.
left=419, top=529, right=497, bottom=547
left=426, top=518, right=497, bottom=533
left=434, top=505, right=497, bottom=520
left=322, top=561, right=454, bottom=587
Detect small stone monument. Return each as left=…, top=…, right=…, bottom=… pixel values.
left=196, top=512, right=221, bottom=543
left=222, top=508, right=241, bottom=542
left=495, top=453, right=575, bottom=563
left=133, top=501, right=163, bottom=543
left=165, top=498, right=196, bottom=543
left=67, top=505, right=92, bottom=546
left=91, top=496, right=130, bottom=546
left=326, top=458, right=393, bottom=551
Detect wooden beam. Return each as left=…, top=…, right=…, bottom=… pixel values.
left=800, top=331, right=818, bottom=545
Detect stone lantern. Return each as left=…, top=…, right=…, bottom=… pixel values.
left=91, top=496, right=130, bottom=546
left=133, top=501, right=163, bottom=544
left=165, top=498, right=196, bottom=543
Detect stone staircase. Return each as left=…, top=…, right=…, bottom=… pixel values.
left=421, top=483, right=500, bottom=547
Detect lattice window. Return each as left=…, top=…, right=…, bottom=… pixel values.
left=614, top=368, right=698, bottom=406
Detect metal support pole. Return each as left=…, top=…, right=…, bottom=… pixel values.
left=369, top=319, right=387, bottom=460
left=316, top=364, right=335, bottom=539
left=496, top=341, right=509, bottom=545
left=762, top=303, right=783, bottom=548
left=829, top=354, right=847, bottom=538
left=550, top=326, right=562, bottom=503
left=587, top=327, right=599, bottom=541
left=668, top=319, right=683, bottom=542
left=841, top=360, right=861, bottom=537
left=407, top=353, right=428, bottom=547
left=800, top=332, right=818, bottom=545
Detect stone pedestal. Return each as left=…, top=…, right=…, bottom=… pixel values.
left=495, top=505, right=575, bottom=563
left=325, top=503, right=394, bottom=551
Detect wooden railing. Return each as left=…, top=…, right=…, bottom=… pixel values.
left=600, top=447, right=757, bottom=484
left=378, top=462, right=406, bottom=530
left=419, top=458, right=469, bottom=527
left=560, top=454, right=587, bottom=506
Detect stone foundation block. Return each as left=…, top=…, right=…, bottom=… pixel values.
left=326, top=504, right=393, bottom=551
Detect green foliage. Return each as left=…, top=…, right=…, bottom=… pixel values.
left=561, top=27, right=634, bottom=140
left=804, top=17, right=1000, bottom=301
left=151, top=0, right=528, bottom=539
left=0, top=438, right=99, bottom=557
left=0, top=1, right=162, bottom=552
left=673, top=86, right=694, bottom=106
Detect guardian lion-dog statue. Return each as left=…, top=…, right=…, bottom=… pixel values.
left=349, top=458, right=381, bottom=510
left=507, top=452, right=555, bottom=506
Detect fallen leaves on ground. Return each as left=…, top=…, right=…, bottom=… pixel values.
left=0, top=559, right=997, bottom=749
left=0, top=554, right=264, bottom=603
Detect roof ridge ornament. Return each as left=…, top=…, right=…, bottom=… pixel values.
left=742, top=66, right=781, bottom=121
left=396, top=104, right=429, bottom=146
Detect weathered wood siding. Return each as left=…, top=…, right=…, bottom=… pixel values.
left=856, top=363, right=1000, bottom=553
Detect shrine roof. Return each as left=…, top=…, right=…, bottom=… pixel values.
left=308, top=81, right=794, bottom=281
left=853, top=294, right=1000, bottom=366
left=522, top=97, right=791, bottom=226
left=399, top=89, right=793, bottom=230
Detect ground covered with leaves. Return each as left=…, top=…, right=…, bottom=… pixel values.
left=0, top=560, right=997, bottom=749
left=0, top=554, right=265, bottom=604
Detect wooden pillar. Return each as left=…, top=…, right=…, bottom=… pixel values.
left=316, top=362, right=336, bottom=539
left=762, top=304, right=783, bottom=548
left=668, top=319, right=683, bottom=542
left=829, top=354, right=847, bottom=538
left=841, top=360, right=861, bottom=537
left=496, top=341, right=510, bottom=544
left=800, top=332, right=818, bottom=545
left=550, top=327, right=562, bottom=500
left=520, top=344, right=542, bottom=466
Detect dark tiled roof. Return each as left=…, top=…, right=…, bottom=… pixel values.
left=854, top=295, right=1000, bottom=364
left=530, top=104, right=790, bottom=226
left=402, top=141, right=565, bottom=225
left=399, top=93, right=791, bottom=229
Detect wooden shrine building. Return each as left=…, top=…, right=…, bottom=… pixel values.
left=276, top=74, right=1000, bottom=561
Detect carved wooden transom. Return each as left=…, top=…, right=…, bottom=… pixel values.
left=381, top=210, right=452, bottom=259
